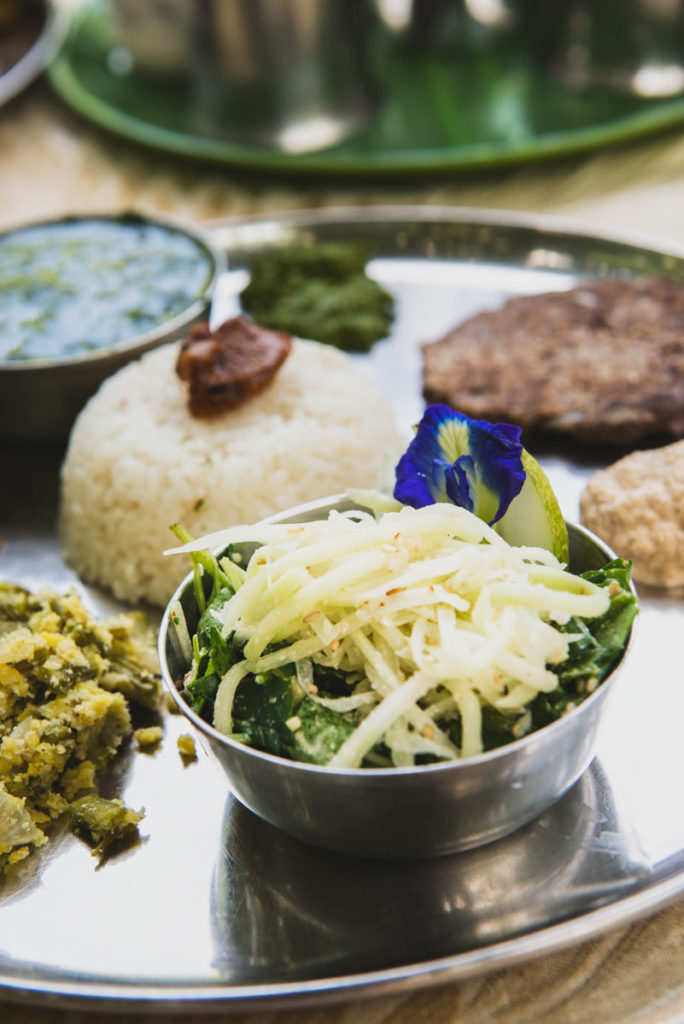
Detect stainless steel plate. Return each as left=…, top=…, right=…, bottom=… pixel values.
left=2, top=206, right=684, bottom=1012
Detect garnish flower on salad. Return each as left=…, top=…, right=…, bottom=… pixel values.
left=166, top=407, right=637, bottom=769
left=394, top=404, right=525, bottom=525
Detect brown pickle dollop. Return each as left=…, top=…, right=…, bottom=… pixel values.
left=176, top=315, right=292, bottom=417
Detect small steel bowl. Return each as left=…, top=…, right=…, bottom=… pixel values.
left=159, top=495, right=635, bottom=860
left=0, top=0, right=66, bottom=109
left=0, top=212, right=220, bottom=446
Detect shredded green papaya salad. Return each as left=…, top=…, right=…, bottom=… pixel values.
left=166, top=499, right=637, bottom=769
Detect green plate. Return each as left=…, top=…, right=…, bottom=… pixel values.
left=48, top=1, right=684, bottom=176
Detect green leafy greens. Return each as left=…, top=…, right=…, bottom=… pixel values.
left=531, top=558, right=637, bottom=730
left=240, top=242, right=394, bottom=352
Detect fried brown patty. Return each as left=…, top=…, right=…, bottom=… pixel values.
left=422, top=277, right=684, bottom=444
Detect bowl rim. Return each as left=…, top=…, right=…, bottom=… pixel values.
left=0, top=0, right=66, bottom=109
left=0, top=209, right=221, bottom=371
left=158, top=493, right=637, bottom=778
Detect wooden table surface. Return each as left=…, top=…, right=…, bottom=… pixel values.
left=2, top=70, right=684, bottom=1024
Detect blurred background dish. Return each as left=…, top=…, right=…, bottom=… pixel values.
left=0, top=0, right=64, bottom=108
left=108, top=0, right=379, bottom=153
left=0, top=211, right=219, bottom=446
left=543, top=0, right=684, bottom=97
left=380, top=0, right=684, bottom=98
left=47, top=0, right=684, bottom=173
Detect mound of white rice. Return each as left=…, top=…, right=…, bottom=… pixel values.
left=60, top=339, right=401, bottom=607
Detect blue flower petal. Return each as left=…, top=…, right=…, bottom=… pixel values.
left=393, top=405, right=525, bottom=525
left=444, top=455, right=476, bottom=512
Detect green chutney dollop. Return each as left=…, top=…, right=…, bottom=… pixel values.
left=0, top=216, right=214, bottom=361
left=240, top=242, right=395, bottom=352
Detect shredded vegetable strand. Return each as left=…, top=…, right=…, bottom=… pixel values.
left=328, top=671, right=436, bottom=768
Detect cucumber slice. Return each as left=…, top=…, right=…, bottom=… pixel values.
left=495, top=450, right=569, bottom=563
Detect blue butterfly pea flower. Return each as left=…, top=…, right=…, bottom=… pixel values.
left=394, top=405, right=525, bottom=525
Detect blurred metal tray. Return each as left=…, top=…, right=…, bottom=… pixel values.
left=1, top=207, right=684, bottom=1013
